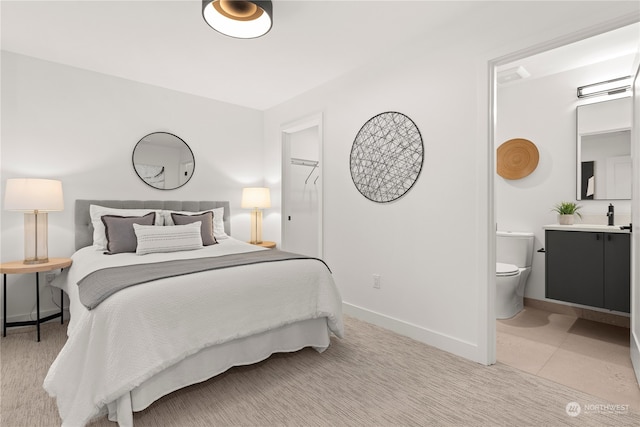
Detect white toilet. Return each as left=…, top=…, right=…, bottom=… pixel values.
left=496, top=231, right=534, bottom=319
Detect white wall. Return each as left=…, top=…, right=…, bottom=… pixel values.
left=263, top=3, right=640, bottom=363
left=1, top=52, right=264, bottom=322
left=497, top=57, right=632, bottom=305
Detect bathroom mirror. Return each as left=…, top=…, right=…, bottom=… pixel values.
left=132, top=132, right=195, bottom=190
left=576, top=97, right=631, bottom=200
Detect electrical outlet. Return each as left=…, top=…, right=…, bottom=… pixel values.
left=373, top=274, right=381, bottom=289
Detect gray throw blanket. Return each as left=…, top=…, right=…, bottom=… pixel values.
left=77, top=250, right=330, bottom=310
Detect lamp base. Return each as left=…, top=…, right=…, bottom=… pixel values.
left=249, top=209, right=263, bottom=244
left=24, top=212, right=49, bottom=265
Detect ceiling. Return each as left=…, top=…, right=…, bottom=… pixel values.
left=1, top=0, right=482, bottom=110
left=497, top=22, right=640, bottom=85
left=2, top=1, right=639, bottom=110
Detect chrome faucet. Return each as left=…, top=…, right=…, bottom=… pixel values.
left=607, top=203, right=614, bottom=226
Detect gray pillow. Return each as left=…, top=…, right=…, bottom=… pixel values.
left=102, top=212, right=156, bottom=254
left=171, top=212, right=217, bottom=246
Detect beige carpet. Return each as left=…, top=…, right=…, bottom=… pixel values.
left=2, top=316, right=640, bottom=427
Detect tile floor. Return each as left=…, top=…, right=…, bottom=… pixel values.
left=497, top=306, right=640, bottom=412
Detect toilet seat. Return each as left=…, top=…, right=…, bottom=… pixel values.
left=496, top=262, right=519, bottom=277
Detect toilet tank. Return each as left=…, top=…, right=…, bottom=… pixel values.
left=497, top=231, right=534, bottom=268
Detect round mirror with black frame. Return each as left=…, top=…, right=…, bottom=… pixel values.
left=132, top=132, right=195, bottom=190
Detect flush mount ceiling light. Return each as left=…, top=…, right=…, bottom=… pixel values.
left=202, top=0, right=273, bottom=39
left=577, top=76, right=632, bottom=98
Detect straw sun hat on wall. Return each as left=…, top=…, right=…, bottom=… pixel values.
left=496, top=138, right=539, bottom=180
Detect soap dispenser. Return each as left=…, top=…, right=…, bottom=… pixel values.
left=607, top=203, right=614, bottom=226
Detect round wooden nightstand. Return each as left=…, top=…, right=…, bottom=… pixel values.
left=250, top=241, right=276, bottom=249
left=1, top=257, right=72, bottom=342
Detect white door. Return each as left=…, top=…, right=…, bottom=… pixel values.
left=630, top=60, right=640, bottom=386
left=281, top=114, right=323, bottom=258
left=605, top=155, right=632, bottom=199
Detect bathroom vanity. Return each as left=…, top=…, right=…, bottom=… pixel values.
left=544, top=225, right=630, bottom=313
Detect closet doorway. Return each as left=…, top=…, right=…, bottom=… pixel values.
left=281, top=113, right=323, bottom=258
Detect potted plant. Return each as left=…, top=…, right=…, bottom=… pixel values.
left=552, top=201, right=582, bottom=225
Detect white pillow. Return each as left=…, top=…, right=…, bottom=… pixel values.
left=133, top=222, right=203, bottom=255
left=161, top=207, right=228, bottom=239
left=90, top=205, right=163, bottom=250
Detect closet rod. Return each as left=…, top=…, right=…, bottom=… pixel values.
left=290, top=157, right=319, bottom=167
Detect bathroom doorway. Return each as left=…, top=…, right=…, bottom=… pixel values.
left=492, top=21, right=640, bottom=394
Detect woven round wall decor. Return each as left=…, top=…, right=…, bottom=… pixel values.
left=350, top=111, right=424, bottom=203
left=496, top=138, right=539, bottom=180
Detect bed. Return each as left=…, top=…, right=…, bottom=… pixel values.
left=43, top=200, right=344, bottom=427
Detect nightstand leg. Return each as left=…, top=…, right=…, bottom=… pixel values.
left=60, top=289, right=64, bottom=324
left=36, top=273, right=40, bottom=342
left=3, top=274, right=6, bottom=337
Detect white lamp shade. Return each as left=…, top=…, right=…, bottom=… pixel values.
left=241, top=187, right=271, bottom=209
left=4, top=178, right=64, bottom=212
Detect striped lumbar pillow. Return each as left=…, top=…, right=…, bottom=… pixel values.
left=133, top=222, right=203, bottom=255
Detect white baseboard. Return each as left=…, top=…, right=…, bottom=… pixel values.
left=342, top=302, right=481, bottom=363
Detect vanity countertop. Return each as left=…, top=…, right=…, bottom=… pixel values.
left=543, top=224, right=630, bottom=233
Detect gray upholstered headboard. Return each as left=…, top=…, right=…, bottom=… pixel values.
left=75, top=200, right=231, bottom=251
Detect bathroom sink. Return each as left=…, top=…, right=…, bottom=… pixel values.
left=543, top=224, right=630, bottom=233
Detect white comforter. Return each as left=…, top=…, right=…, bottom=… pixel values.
left=43, top=239, right=344, bottom=426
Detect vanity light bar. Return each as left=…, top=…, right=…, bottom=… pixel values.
left=577, top=76, right=632, bottom=98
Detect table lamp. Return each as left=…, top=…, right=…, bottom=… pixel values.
left=241, top=187, right=270, bottom=244
left=4, top=178, right=64, bottom=264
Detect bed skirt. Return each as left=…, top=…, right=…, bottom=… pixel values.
left=106, top=317, right=331, bottom=426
